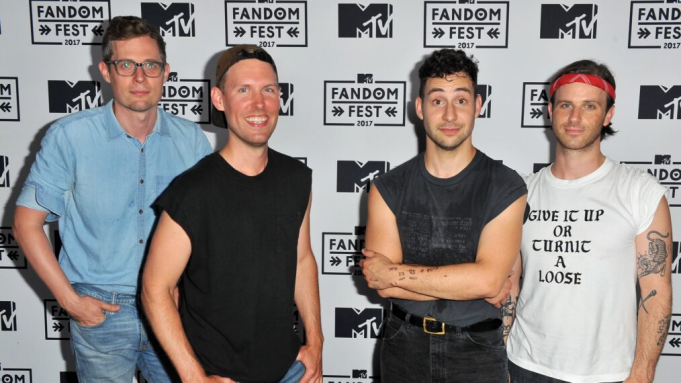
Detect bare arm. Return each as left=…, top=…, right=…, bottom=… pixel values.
left=13, top=206, right=120, bottom=325
left=141, top=212, right=233, bottom=383
left=363, top=194, right=527, bottom=300
left=626, top=198, right=673, bottom=383
left=360, top=186, right=438, bottom=301
left=293, top=195, right=323, bottom=383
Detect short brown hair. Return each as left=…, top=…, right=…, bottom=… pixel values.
left=101, top=16, right=166, bottom=63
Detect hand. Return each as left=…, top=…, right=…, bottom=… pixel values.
left=485, top=278, right=511, bottom=308
left=205, top=375, right=236, bottom=383
left=297, top=344, right=322, bottom=383
left=360, top=249, right=395, bottom=290
left=66, top=295, right=120, bottom=326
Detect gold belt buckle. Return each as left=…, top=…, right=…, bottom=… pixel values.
left=423, top=316, right=445, bottom=335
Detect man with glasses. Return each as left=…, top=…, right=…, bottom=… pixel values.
left=13, top=16, right=210, bottom=382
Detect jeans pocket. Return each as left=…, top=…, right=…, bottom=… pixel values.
left=72, top=314, right=107, bottom=329
left=382, top=316, right=406, bottom=342
left=464, top=328, right=506, bottom=351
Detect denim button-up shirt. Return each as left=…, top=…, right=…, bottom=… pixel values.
left=17, top=100, right=212, bottom=293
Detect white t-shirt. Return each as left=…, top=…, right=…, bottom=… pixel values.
left=507, top=158, right=667, bottom=383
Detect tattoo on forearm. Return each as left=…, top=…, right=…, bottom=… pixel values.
left=637, top=231, right=669, bottom=279
left=657, top=314, right=671, bottom=347
left=501, top=296, right=516, bottom=337
left=639, top=290, right=657, bottom=314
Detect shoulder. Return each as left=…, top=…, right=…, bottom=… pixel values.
left=269, top=148, right=312, bottom=176
left=608, top=160, right=664, bottom=195
left=50, top=105, right=106, bottom=133
left=158, top=108, right=204, bottom=135
left=477, top=152, right=525, bottom=187
left=374, top=155, right=420, bottom=187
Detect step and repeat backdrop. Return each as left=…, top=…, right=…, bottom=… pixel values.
left=1, top=0, right=680, bottom=382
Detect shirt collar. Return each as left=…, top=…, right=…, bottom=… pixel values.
left=104, top=100, right=171, bottom=140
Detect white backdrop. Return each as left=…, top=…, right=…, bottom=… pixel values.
left=1, top=1, right=680, bottom=382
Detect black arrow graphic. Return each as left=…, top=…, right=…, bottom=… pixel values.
left=637, top=28, right=650, bottom=39
left=92, top=25, right=104, bottom=36
left=234, top=27, right=246, bottom=38
left=669, top=337, right=681, bottom=348
left=432, top=28, right=445, bottom=39
left=385, top=106, right=397, bottom=117
left=52, top=322, right=64, bottom=332
left=0, top=102, right=12, bottom=113
left=7, top=250, right=19, bottom=261
left=530, top=108, right=543, bottom=119
left=330, top=256, right=342, bottom=266
left=332, top=106, right=344, bottom=117
left=487, top=28, right=500, bottom=39
left=191, top=104, right=203, bottom=115
left=39, top=25, right=52, bottom=35
left=287, top=27, right=299, bottom=38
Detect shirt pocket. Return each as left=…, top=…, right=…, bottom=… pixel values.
left=155, top=175, right=177, bottom=197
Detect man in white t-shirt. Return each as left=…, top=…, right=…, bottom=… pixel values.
left=506, top=60, right=672, bottom=383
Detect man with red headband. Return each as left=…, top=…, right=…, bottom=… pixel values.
left=506, top=60, right=672, bottom=382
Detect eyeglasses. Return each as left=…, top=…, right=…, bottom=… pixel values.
left=105, top=60, right=165, bottom=78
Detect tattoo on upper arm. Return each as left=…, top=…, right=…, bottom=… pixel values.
left=639, top=290, right=657, bottom=314
left=657, top=314, right=671, bottom=347
left=637, top=231, right=669, bottom=279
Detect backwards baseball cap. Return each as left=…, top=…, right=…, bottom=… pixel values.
left=211, top=45, right=279, bottom=128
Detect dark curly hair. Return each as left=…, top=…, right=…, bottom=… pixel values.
left=418, top=49, right=479, bottom=98
left=102, top=16, right=166, bottom=63
left=550, top=59, right=616, bottom=139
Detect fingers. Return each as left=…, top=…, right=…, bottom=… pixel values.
left=99, top=301, right=121, bottom=312
left=361, top=248, right=374, bottom=258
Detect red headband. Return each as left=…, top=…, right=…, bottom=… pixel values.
left=549, top=73, right=616, bottom=101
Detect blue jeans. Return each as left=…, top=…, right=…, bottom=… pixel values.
left=508, top=361, right=622, bottom=383
left=278, top=360, right=305, bottom=383
left=381, top=311, right=508, bottom=382
left=69, top=284, right=178, bottom=382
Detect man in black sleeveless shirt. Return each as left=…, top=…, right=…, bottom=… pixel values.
left=361, top=49, right=527, bottom=382
left=141, top=45, right=323, bottom=383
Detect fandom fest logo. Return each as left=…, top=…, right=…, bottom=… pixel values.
left=638, top=85, right=681, bottom=119
left=335, top=307, right=383, bottom=339
left=338, top=3, right=393, bottom=38
left=279, top=82, right=294, bottom=116
left=226, top=0, right=308, bottom=47
left=0, top=227, right=27, bottom=269
left=322, top=226, right=365, bottom=276
left=29, top=0, right=110, bottom=45
left=0, top=362, right=32, bottom=383
left=663, top=314, right=681, bottom=356
left=629, top=1, right=681, bottom=49
left=521, top=82, right=551, bottom=128
left=45, top=300, right=71, bottom=340
left=324, top=74, right=405, bottom=126
left=540, top=4, right=598, bottom=39
left=0, top=78, right=20, bottom=121
left=622, top=155, right=681, bottom=207
left=424, top=1, right=509, bottom=48
left=141, top=2, right=196, bottom=37
left=159, top=72, right=211, bottom=124
left=48, top=81, right=102, bottom=113
left=0, top=301, right=17, bottom=331
left=337, top=161, right=389, bottom=193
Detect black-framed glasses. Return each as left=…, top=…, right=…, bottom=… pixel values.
left=105, top=60, right=165, bottom=78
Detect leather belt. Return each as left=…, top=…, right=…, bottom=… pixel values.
left=391, top=304, right=502, bottom=335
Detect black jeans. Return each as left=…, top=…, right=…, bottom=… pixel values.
left=508, top=360, right=622, bottom=383
left=381, top=312, right=508, bottom=382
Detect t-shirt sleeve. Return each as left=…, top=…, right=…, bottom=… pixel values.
left=16, top=124, right=75, bottom=222
left=633, top=171, right=667, bottom=235
left=372, top=173, right=398, bottom=215
left=486, top=167, right=528, bottom=226
left=155, top=173, right=198, bottom=243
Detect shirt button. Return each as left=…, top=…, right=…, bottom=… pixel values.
left=141, top=148, right=144, bottom=153
left=140, top=179, right=144, bottom=184
left=139, top=239, right=144, bottom=244
left=139, top=209, right=143, bottom=214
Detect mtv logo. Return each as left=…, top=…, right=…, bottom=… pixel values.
left=0, top=301, right=17, bottom=331
left=337, top=161, right=390, bottom=193
left=533, top=163, right=551, bottom=173
left=672, top=242, right=680, bottom=274
left=638, top=86, right=681, bottom=119
left=60, top=371, right=78, bottom=383
left=48, top=81, right=102, bottom=113
left=258, top=0, right=274, bottom=3
left=357, top=73, right=374, bottom=83
left=141, top=2, right=196, bottom=37
left=352, top=369, right=368, bottom=378
left=279, top=83, right=294, bottom=116
left=655, top=155, right=672, bottom=165
left=338, top=3, right=393, bottom=38
left=168, top=72, right=179, bottom=82
left=477, top=84, right=492, bottom=118
left=540, top=4, right=598, bottom=39
left=0, top=155, right=9, bottom=188
left=335, top=307, right=383, bottom=338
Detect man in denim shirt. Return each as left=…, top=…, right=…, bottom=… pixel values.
left=12, top=16, right=211, bottom=382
